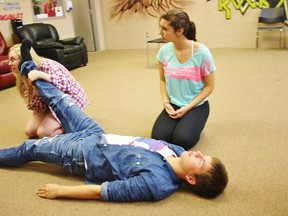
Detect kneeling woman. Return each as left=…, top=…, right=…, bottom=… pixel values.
left=151, top=9, right=216, bottom=150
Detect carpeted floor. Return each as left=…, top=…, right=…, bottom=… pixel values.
left=0, top=48, right=287, bottom=216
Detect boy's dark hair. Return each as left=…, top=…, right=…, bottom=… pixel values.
left=188, top=157, right=228, bottom=199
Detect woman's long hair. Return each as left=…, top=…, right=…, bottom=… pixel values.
left=160, top=9, right=197, bottom=41
left=9, top=44, right=43, bottom=106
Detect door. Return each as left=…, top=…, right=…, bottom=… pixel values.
left=71, top=0, right=97, bottom=51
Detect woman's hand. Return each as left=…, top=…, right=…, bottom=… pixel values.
left=28, top=70, right=51, bottom=83
left=28, top=70, right=52, bottom=95
left=164, top=103, right=189, bottom=119
left=164, top=103, right=176, bottom=115
left=169, top=107, right=189, bottom=119
left=27, top=70, right=42, bottom=82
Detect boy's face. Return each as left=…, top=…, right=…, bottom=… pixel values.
left=180, top=151, right=212, bottom=178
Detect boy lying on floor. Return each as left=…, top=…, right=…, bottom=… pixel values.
left=0, top=39, right=228, bottom=202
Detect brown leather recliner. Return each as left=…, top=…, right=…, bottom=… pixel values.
left=0, top=32, right=16, bottom=90
left=13, top=23, right=88, bottom=70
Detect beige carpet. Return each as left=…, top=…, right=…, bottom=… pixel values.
left=0, top=48, right=287, bottom=216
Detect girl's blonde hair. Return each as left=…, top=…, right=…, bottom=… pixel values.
left=9, top=44, right=44, bottom=105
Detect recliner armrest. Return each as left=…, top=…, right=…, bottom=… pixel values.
left=34, top=41, right=64, bottom=50
left=59, top=37, right=84, bottom=45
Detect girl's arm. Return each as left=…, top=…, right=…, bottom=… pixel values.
left=171, top=72, right=215, bottom=119
left=159, top=62, right=169, bottom=104
left=158, top=62, right=175, bottom=115
left=36, top=184, right=101, bottom=200
left=28, top=70, right=51, bottom=82
left=186, top=72, right=215, bottom=110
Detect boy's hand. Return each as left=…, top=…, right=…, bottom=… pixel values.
left=37, top=184, right=60, bottom=199
left=36, top=184, right=102, bottom=200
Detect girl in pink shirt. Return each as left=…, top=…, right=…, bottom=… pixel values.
left=8, top=42, right=88, bottom=138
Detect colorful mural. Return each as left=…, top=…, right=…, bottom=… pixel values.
left=111, top=0, right=287, bottom=20
left=219, top=0, right=286, bottom=19
left=111, top=0, right=188, bottom=19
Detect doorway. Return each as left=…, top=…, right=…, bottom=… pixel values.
left=71, top=0, right=98, bottom=51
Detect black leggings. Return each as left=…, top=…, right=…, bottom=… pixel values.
left=151, top=101, right=210, bottom=150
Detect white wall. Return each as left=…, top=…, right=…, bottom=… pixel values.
left=0, top=0, right=285, bottom=49
left=0, top=0, right=75, bottom=46
left=99, top=0, right=286, bottom=49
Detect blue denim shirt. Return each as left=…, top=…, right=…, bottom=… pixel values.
left=23, top=79, right=185, bottom=202
left=81, top=134, right=185, bottom=202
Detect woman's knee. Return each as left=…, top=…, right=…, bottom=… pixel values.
left=24, top=127, right=37, bottom=138
left=173, top=133, right=200, bottom=150
left=25, top=112, right=47, bottom=138
left=151, top=122, right=174, bottom=143
left=37, top=126, right=64, bottom=138
left=152, top=130, right=173, bottom=143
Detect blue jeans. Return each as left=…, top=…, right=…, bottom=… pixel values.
left=0, top=80, right=105, bottom=176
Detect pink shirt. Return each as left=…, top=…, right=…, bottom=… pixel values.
left=23, top=58, right=89, bottom=121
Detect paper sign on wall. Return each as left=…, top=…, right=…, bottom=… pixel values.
left=55, top=6, right=63, bottom=17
